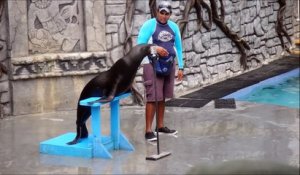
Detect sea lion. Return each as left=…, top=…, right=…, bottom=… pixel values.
left=67, top=43, right=155, bottom=145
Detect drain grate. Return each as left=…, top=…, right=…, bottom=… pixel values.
left=214, top=98, right=236, bottom=109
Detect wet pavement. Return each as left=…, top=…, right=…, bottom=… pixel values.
left=0, top=101, right=299, bottom=174
left=0, top=55, right=299, bottom=174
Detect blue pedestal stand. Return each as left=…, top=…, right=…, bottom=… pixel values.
left=39, top=93, right=134, bottom=159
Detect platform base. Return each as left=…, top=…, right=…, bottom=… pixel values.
left=40, top=93, right=134, bottom=159
left=39, top=133, right=114, bottom=158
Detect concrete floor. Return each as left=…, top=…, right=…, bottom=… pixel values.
left=0, top=100, right=299, bottom=174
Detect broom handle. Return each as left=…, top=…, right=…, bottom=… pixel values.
left=152, top=56, right=160, bottom=155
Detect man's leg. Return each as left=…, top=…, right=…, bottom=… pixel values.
left=155, top=64, right=177, bottom=134
left=145, top=101, right=157, bottom=141
left=155, top=99, right=177, bottom=135
left=147, top=100, right=165, bottom=130
left=145, top=102, right=155, bottom=133
left=157, top=100, right=165, bottom=129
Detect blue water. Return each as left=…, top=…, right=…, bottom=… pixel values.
left=224, top=68, right=299, bottom=109
left=240, top=76, right=299, bottom=108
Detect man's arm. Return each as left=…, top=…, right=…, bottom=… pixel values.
left=168, top=21, right=184, bottom=69
left=137, top=19, right=156, bottom=44
left=169, top=21, right=184, bottom=80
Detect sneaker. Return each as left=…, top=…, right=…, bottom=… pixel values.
left=145, top=132, right=157, bottom=141
left=155, top=126, right=178, bottom=135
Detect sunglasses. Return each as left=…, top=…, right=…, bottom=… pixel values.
left=159, top=11, right=171, bottom=16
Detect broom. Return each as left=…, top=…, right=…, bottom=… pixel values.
left=146, top=50, right=171, bottom=161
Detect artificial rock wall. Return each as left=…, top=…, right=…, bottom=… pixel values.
left=105, top=0, right=297, bottom=95
left=0, top=0, right=298, bottom=116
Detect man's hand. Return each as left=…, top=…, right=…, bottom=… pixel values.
left=177, top=69, right=184, bottom=81
left=156, top=46, right=169, bottom=57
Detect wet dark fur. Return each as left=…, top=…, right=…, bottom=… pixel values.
left=67, top=44, right=153, bottom=145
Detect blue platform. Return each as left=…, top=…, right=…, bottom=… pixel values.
left=39, top=93, right=134, bottom=159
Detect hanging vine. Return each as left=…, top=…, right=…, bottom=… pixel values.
left=0, top=0, right=4, bottom=23
left=276, top=0, right=292, bottom=53
left=149, top=0, right=157, bottom=18
left=123, top=0, right=144, bottom=105
left=123, top=0, right=136, bottom=55
left=0, top=0, right=7, bottom=118
left=177, top=0, right=212, bottom=36
left=0, top=0, right=8, bottom=77
left=209, top=0, right=250, bottom=69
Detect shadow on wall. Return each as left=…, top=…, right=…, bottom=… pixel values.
left=186, top=159, right=299, bottom=175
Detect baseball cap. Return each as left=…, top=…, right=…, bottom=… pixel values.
left=157, top=1, right=172, bottom=13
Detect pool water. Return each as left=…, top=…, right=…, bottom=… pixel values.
left=240, top=76, right=299, bottom=108
left=224, top=68, right=299, bottom=109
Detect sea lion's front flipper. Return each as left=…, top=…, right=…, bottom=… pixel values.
left=97, top=95, right=114, bottom=103
left=88, top=96, right=105, bottom=104
left=88, top=77, right=121, bottom=104
left=87, top=95, right=114, bottom=104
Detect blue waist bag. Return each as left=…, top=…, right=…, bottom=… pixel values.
left=149, top=55, right=174, bottom=76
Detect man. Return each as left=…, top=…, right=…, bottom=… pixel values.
left=137, top=1, right=184, bottom=141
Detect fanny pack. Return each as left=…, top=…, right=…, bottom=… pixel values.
left=149, top=56, right=174, bottom=76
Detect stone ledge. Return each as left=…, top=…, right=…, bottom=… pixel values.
left=11, top=52, right=108, bottom=80
left=12, top=52, right=108, bottom=64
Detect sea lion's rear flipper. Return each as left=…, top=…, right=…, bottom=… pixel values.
left=67, top=137, right=79, bottom=145
left=66, top=124, right=88, bottom=145
left=67, top=133, right=80, bottom=145
left=67, top=125, right=81, bottom=145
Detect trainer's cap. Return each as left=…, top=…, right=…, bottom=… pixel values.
left=157, top=1, right=172, bottom=13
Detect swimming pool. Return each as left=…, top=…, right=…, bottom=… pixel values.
left=224, top=68, right=299, bottom=109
